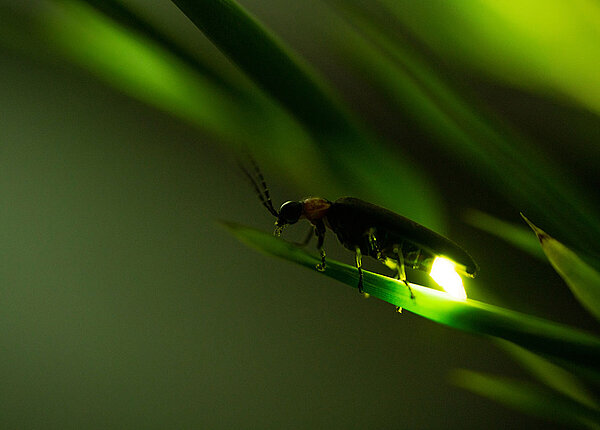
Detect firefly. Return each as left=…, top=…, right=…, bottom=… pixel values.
left=240, top=158, right=477, bottom=300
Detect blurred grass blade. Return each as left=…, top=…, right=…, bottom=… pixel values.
left=522, top=214, right=600, bottom=321
left=79, top=0, right=240, bottom=94
left=223, top=222, right=600, bottom=371
left=170, top=0, right=356, bottom=138
left=328, top=1, right=600, bottom=253
left=76, top=0, right=322, bottom=164
left=374, top=0, right=600, bottom=117
left=169, top=0, right=444, bottom=230
left=464, top=210, right=545, bottom=260
left=452, top=370, right=600, bottom=429
left=41, top=0, right=310, bottom=150
left=498, top=340, right=599, bottom=409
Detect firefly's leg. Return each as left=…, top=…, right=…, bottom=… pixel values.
left=394, top=244, right=415, bottom=300
left=355, top=246, right=364, bottom=294
left=367, top=229, right=395, bottom=290
left=315, top=220, right=327, bottom=272
left=366, top=228, right=382, bottom=259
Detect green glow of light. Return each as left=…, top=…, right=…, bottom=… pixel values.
left=430, top=257, right=467, bottom=300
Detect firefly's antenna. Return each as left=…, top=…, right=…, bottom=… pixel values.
left=238, top=154, right=279, bottom=218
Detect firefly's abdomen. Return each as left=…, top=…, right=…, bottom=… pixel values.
left=325, top=197, right=478, bottom=277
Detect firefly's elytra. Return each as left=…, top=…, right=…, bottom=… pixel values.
left=241, top=158, right=478, bottom=297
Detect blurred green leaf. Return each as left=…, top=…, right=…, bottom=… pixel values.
left=377, top=0, right=600, bottom=117
left=452, top=369, right=600, bottom=429
left=464, top=210, right=545, bottom=260
left=170, top=0, right=444, bottom=230
left=68, top=0, right=332, bottom=181
left=41, top=0, right=310, bottom=150
left=523, top=214, right=600, bottom=321
left=79, top=0, right=240, bottom=94
left=499, top=340, right=599, bottom=410
left=328, top=1, right=600, bottom=253
left=224, top=221, right=600, bottom=371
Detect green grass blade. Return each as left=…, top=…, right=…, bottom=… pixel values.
left=452, top=370, right=600, bottom=429
left=223, top=222, right=600, bottom=371
left=523, top=215, right=600, bottom=321
left=464, top=210, right=545, bottom=260
left=169, top=0, right=444, bottom=230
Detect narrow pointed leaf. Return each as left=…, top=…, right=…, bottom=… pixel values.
left=464, top=210, right=545, bottom=260
left=523, top=214, right=600, bottom=321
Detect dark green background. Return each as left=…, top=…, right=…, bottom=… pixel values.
left=2, top=0, right=599, bottom=428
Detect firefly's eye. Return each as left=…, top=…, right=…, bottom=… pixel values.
left=278, top=201, right=303, bottom=224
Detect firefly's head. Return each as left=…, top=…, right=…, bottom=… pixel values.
left=276, top=201, right=303, bottom=227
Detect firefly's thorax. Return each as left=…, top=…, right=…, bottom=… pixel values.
left=301, top=197, right=331, bottom=223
